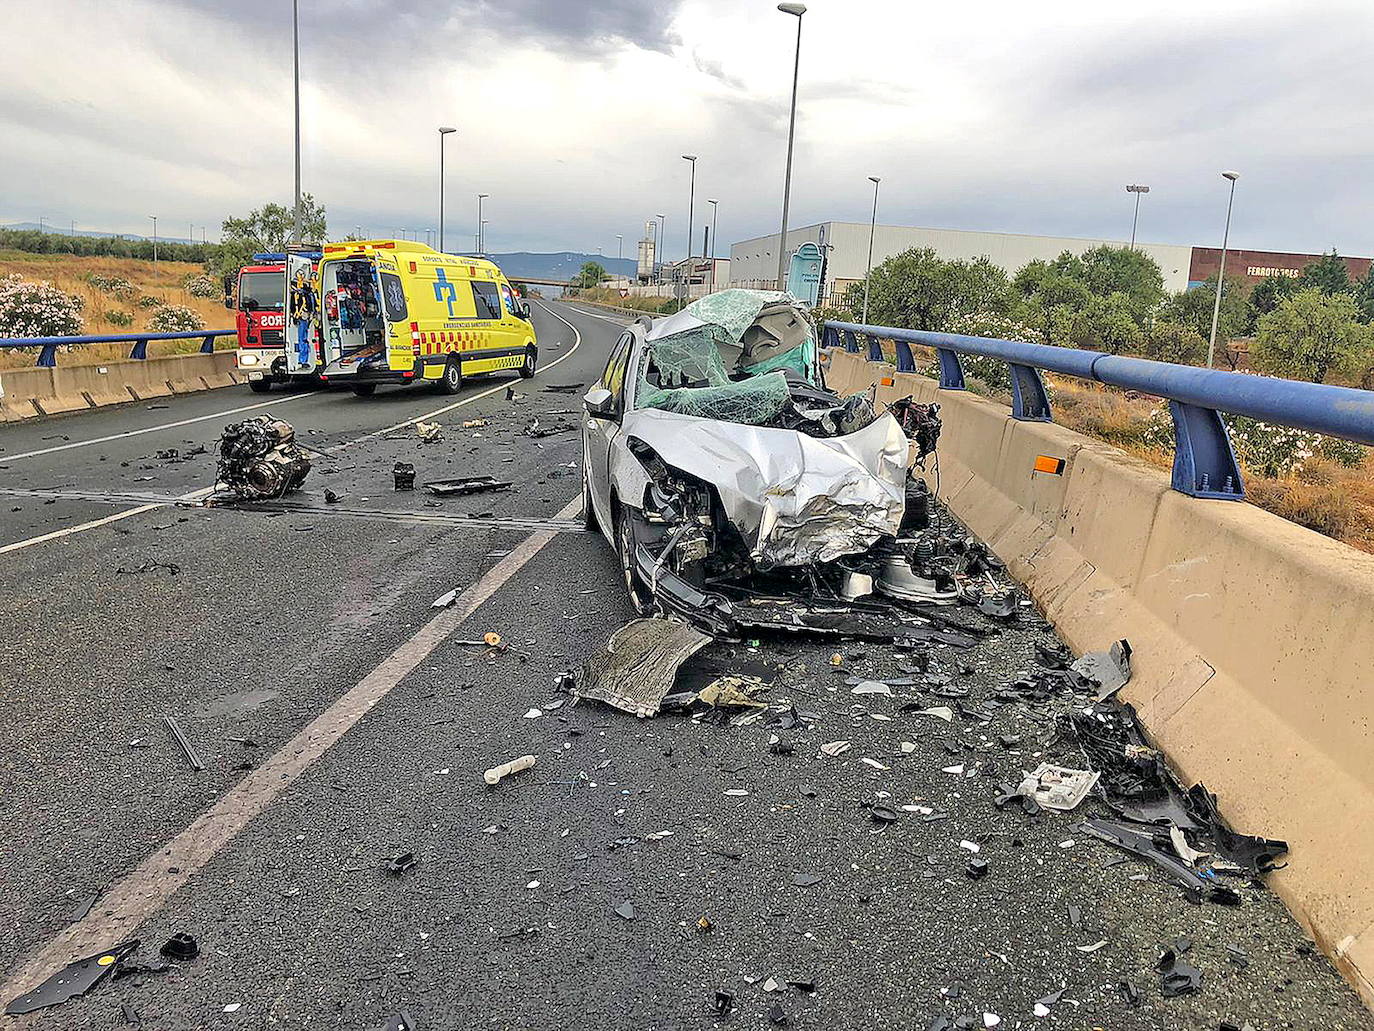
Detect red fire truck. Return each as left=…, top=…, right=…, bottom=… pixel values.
left=227, top=250, right=320, bottom=392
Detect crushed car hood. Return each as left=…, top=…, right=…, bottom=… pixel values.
left=624, top=408, right=908, bottom=568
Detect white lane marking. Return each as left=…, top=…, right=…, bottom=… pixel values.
left=564, top=304, right=637, bottom=325
left=0, top=303, right=585, bottom=557
left=0, top=393, right=311, bottom=463
left=0, top=495, right=583, bottom=1000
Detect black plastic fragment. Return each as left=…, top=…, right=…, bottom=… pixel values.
left=711, top=990, right=734, bottom=1016
left=1034, top=642, right=1071, bottom=670
left=5, top=939, right=140, bottom=1015
left=1156, top=947, right=1202, bottom=997
left=159, top=933, right=198, bottom=961
left=1118, top=978, right=1141, bottom=1008
left=393, top=462, right=416, bottom=490
left=120, top=1002, right=142, bottom=1025
left=1068, top=640, right=1132, bottom=700
left=1185, top=784, right=1288, bottom=873
left=1081, top=818, right=1214, bottom=896
left=767, top=1002, right=789, bottom=1025
left=382, top=852, right=418, bottom=875
left=965, top=858, right=989, bottom=880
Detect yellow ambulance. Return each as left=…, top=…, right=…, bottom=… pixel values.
left=295, top=240, right=538, bottom=396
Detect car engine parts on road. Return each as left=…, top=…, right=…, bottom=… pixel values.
left=215, top=416, right=311, bottom=499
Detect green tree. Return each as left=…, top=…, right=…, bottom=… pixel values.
left=1011, top=247, right=1163, bottom=349
left=1077, top=245, right=1165, bottom=319
left=844, top=248, right=1014, bottom=331
left=1160, top=273, right=1249, bottom=343
left=1083, top=291, right=1144, bottom=354
left=1352, top=266, right=1374, bottom=323
left=1139, top=321, right=1207, bottom=366
left=1252, top=288, right=1374, bottom=383
left=1296, top=249, right=1352, bottom=295
left=573, top=261, right=607, bottom=289
left=211, top=196, right=328, bottom=278
left=1247, top=274, right=1299, bottom=331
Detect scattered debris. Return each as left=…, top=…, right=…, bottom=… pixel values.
left=415, top=421, right=443, bottom=442
left=966, top=858, right=990, bottom=880
left=323, top=488, right=344, bottom=504
left=483, top=755, right=537, bottom=786
left=791, top=872, right=823, bottom=887
left=431, top=588, right=460, bottom=608
left=424, top=476, right=512, bottom=496
left=119, top=1002, right=142, bottom=1025
left=1032, top=989, right=1065, bottom=1018
left=116, top=562, right=180, bottom=576
left=523, top=416, right=578, bottom=438
left=1069, top=639, right=1132, bottom=700
left=768, top=1002, right=789, bottom=1025
left=614, top=901, right=636, bottom=920
left=1156, top=947, right=1202, bottom=997
left=698, top=674, right=769, bottom=709
left=164, top=715, right=206, bottom=772
left=711, top=990, right=734, bottom=1017
left=379, top=1012, right=416, bottom=1031
left=159, top=934, right=198, bottom=961
left=216, top=417, right=310, bottom=499
left=393, top=462, right=416, bottom=490
left=381, top=852, right=418, bottom=875
left=1016, top=763, right=1100, bottom=811
left=819, top=741, right=851, bottom=758
left=1076, top=939, right=1108, bottom=953
left=576, top=618, right=713, bottom=717
left=913, top=706, right=955, bottom=722
left=5, top=940, right=140, bottom=1015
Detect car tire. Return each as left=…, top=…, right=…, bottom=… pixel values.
left=351, top=383, right=377, bottom=397
left=614, top=502, right=655, bottom=616
left=518, top=346, right=537, bottom=379
left=433, top=358, right=462, bottom=395
left=582, top=464, right=600, bottom=532
left=248, top=378, right=272, bottom=394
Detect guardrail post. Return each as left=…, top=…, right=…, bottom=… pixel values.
left=841, top=329, right=859, bottom=354
left=821, top=325, right=841, bottom=350
left=36, top=344, right=59, bottom=367
left=1169, top=401, right=1245, bottom=500
left=129, top=338, right=148, bottom=360
left=865, top=334, right=883, bottom=363
left=894, top=339, right=915, bottom=373
left=200, top=334, right=216, bottom=354
left=1008, top=363, right=1052, bottom=422
left=935, top=348, right=965, bottom=390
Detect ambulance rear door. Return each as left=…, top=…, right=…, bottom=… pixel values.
left=374, top=258, right=411, bottom=371
left=284, top=253, right=317, bottom=374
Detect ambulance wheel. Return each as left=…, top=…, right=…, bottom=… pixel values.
left=518, top=346, right=537, bottom=379
left=435, top=359, right=463, bottom=395
left=351, top=383, right=377, bottom=397
left=248, top=379, right=272, bottom=394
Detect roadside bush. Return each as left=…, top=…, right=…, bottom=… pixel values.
left=87, top=273, right=136, bottom=299
left=941, top=312, right=1039, bottom=392
left=183, top=273, right=220, bottom=299
left=1139, top=321, right=1207, bottom=366
left=135, top=294, right=164, bottom=309
left=0, top=274, right=85, bottom=337
left=1141, top=402, right=1365, bottom=477
left=148, top=305, right=206, bottom=333
left=1252, top=288, right=1373, bottom=383
left=106, top=310, right=134, bottom=327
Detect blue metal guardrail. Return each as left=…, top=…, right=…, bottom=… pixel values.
left=822, top=320, right=1374, bottom=501
left=0, top=330, right=236, bottom=368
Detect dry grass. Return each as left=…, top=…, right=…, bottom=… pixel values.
left=0, top=251, right=233, bottom=369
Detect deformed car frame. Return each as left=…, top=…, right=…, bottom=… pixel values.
left=581, top=290, right=952, bottom=639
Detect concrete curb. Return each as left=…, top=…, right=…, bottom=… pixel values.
left=828, top=347, right=1374, bottom=1007
left=0, top=353, right=238, bottom=420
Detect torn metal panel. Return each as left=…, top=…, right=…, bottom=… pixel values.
left=577, top=618, right=714, bottom=717
left=424, top=476, right=512, bottom=496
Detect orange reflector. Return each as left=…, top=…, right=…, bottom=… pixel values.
left=880, top=376, right=894, bottom=387
left=1034, top=455, right=1066, bottom=475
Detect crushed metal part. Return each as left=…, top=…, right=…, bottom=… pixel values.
left=576, top=618, right=713, bottom=717
left=216, top=417, right=310, bottom=499
left=424, top=476, right=512, bottom=496
left=164, top=715, right=206, bottom=772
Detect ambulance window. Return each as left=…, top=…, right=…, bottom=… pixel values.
left=378, top=273, right=408, bottom=322
left=471, top=281, right=502, bottom=320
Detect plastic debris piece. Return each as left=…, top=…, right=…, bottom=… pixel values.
left=697, top=916, right=714, bottom=933
left=959, top=840, right=980, bottom=853
left=323, top=488, right=343, bottom=504
left=1069, top=639, right=1131, bottom=700
left=792, top=872, right=823, bottom=887
left=900, top=741, right=918, bottom=753
left=699, top=675, right=769, bottom=709
left=431, top=589, right=459, bottom=608
left=1016, top=763, right=1100, bottom=811
left=869, top=804, right=900, bottom=824
left=966, top=858, right=989, bottom=880
left=851, top=680, right=892, bottom=696
left=5, top=940, right=140, bottom=1015
left=577, top=618, right=713, bottom=717
left=942, top=764, right=965, bottom=775
left=1033, top=988, right=1065, bottom=1015
left=1076, top=939, right=1108, bottom=953
left=860, top=757, right=889, bottom=770
left=711, top=991, right=734, bottom=1017
left=484, top=755, right=536, bottom=786
left=983, top=1014, right=1001, bottom=1029
left=522, top=708, right=543, bottom=720
left=424, top=475, right=512, bottom=496
left=164, top=715, right=206, bottom=772
left=379, top=1012, right=416, bottom=1031
left=224, top=1003, right=242, bottom=1013
left=393, top=462, right=416, bottom=490
left=927, top=1018, right=952, bottom=1031
left=1118, top=979, right=1141, bottom=1007
left=725, top=789, right=750, bottom=797
left=914, top=706, right=955, bottom=722
left=1184, top=784, right=1288, bottom=873
left=763, top=977, right=782, bottom=992
left=614, top=901, right=636, bottom=920
left=1156, top=948, right=1202, bottom=998
left=820, top=741, right=851, bottom=757
left=1034, top=642, right=1071, bottom=669
left=382, top=853, right=417, bottom=875
left=768, top=1002, right=789, bottom=1025
left=120, top=1002, right=142, bottom=1025
left=159, top=934, right=198, bottom=961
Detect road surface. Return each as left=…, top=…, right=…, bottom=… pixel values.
left=0, top=301, right=1368, bottom=1030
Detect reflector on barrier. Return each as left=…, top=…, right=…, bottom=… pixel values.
left=1033, top=455, right=1066, bottom=475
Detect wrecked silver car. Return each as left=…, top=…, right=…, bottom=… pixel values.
left=581, top=290, right=950, bottom=638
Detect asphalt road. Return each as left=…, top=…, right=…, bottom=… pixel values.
left=0, top=300, right=1369, bottom=1030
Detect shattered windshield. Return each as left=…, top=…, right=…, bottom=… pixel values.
left=633, top=289, right=829, bottom=428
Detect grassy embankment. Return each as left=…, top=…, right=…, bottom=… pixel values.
left=0, top=251, right=233, bottom=370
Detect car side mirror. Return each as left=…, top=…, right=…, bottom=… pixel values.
left=584, top=387, right=615, bottom=419
left=519, top=301, right=532, bottom=319
left=223, top=296, right=235, bottom=310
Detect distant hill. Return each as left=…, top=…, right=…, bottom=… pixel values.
left=488, top=251, right=636, bottom=282
left=1, top=221, right=197, bottom=245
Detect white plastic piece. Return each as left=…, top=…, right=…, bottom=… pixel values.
left=1017, top=763, right=1100, bottom=811
left=483, top=754, right=536, bottom=785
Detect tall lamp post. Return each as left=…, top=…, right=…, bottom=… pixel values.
left=291, top=0, right=302, bottom=244
left=656, top=213, right=667, bottom=284
left=862, top=176, right=881, bottom=324
left=682, top=154, right=698, bottom=266
left=476, top=193, right=489, bottom=253
left=481, top=219, right=489, bottom=253
left=438, top=127, right=456, bottom=252
left=150, top=215, right=158, bottom=266
left=1125, top=183, right=1149, bottom=250
left=774, top=3, right=807, bottom=291
left=707, top=198, right=719, bottom=293
left=1207, top=171, right=1241, bottom=369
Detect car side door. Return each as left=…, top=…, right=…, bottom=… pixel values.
left=585, top=331, right=634, bottom=531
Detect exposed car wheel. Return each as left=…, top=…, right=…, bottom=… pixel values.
left=351, top=383, right=377, bottom=397
left=434, top=359, right=462, bottom=395
left=518, top=346, right=537, bottom=379
left=248, top=378, right=272, bottom=394
left=582, top=464, right=600, bottom=532
left=614, top=502, right=655, bottom=616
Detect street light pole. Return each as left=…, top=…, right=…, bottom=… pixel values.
left=1125, top=184, right=1149, bottom=250
left=150, top=215, right=158, bottom=266
left=862, top=176, right=881, bottom=324
left=438, top=127, right=456, bottom=252
left=1207, top=171, right=1241, bottom=370
left=656, top=213, right=667, bottom=284
left=477, top=193, right=489, bottom=253
left=682, top=154, right=697, bottom=264
left=291, top=0, right=302, bottom=245
left=708, top=198, right=719, bottom=294
left=774, top=3, right=807, bottom=291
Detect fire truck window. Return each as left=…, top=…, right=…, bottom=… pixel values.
left=239, top=272, right=285, bottom=310
left=471, top=281, right=502, bottom=320
left=378, top=273, right=408, bottom=322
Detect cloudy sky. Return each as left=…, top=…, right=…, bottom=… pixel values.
left=4, top=0, right=1374, bottom=259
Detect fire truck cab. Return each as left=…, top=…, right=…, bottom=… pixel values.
left=229, top=250, right=321, bottom=393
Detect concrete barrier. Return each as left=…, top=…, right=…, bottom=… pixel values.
left=0, top=353, right=238, bottom=420
left=827, top=347, right=1374, bottom=1006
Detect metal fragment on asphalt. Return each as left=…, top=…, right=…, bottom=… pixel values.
left=576, top=618, right=713, bottom=717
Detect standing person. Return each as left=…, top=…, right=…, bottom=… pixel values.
left=290, top=270, right=316, bottom=365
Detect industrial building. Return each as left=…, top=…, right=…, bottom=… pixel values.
left=728, top=222, right=1370, bottom=303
